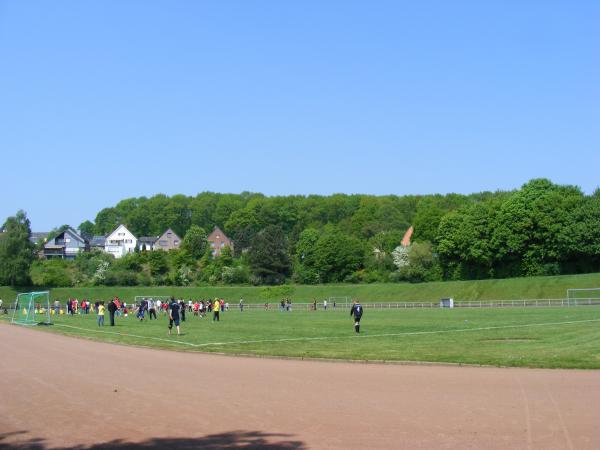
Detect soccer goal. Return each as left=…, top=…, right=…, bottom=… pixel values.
left=328, top=297, right=350, bottom=309
left=566, top=288, right=600, bottom=305
left=134, top=296, right=172, bottom=308
left=11, top=291, right=52, bottom=326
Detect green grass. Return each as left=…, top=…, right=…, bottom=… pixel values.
left=2, top=272, right=600, bottom=304
left=3, top=306, right=600, bottom=369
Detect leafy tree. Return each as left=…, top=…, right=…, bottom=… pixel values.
left=248, top=225, right=291, bottom=284
left=148, top=250, right=169, bottom=276
left=30, top=259, right=74, bottom=287
left=181, top=225, right=207, bottom=259
left=293, top=228, right=321, bottom=283
left=437, top=201, right=497, bottom=279
left=392, top=245, right=409, bottom=270
left=311, top=229, right=364, bottom=283
left=397, top=241, right=440, bottom=282
left=0, top=210, right=35, bottom=286
left=491, top=179, right=582, bottom=276
left=78, top=220, right=96, bottom=238
left=94, top=207, right=120, bottom=234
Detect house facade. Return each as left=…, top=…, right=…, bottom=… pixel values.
left=30, top=232, right=49, bottom=245
left=89, top=235, right=106, bottom=250
left=43, top=228, right=88, bottom=259
left=207, top=226, right=233, bottom=257
left=154, top=228, right=181, bottom=251
left=138, top=236, right=158, bottom=251
left=104, top=224, right=137, bottom=258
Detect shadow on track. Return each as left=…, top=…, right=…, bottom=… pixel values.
left=0, top=430, right=306, bottom=450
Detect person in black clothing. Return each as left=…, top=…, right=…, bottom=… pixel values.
left=107, top=298, right=117, bottom=326
left=350, top=299, right=363, bottom=333
left=168, top=297, right=181, bottom=335
left=179, top=300, right=186, bottom=322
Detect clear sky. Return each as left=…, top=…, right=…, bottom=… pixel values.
left=1, top=1, right=598, bottom=231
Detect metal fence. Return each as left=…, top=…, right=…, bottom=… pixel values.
left=3, top=298, right=600, bottom=315
left=239, top=298, right=600, bottom=310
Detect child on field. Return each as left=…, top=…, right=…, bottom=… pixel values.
left=97, top=302, right=105, bottom=326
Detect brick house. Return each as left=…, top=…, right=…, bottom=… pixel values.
left=207, top=226, right=233, bottom=257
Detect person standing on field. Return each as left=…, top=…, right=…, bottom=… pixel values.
left=97, top=302, right=105, bottom=326
left=350, top=299, right=363, bottom=333
left=148, top=299, right=157, bottom=320
left=107, top=298, right=117, bottom=326
left=213, top=298, right=220, bottom=322
left=168, top=296, right=181, bottom=335
left=239, top=298, right=244, bottom=312
left=179, top=299, right=186, bottom=322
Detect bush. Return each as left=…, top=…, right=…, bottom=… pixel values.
left=30, top=259, right=74, bottom=287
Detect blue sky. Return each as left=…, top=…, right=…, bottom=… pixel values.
left=1, top=1, right=598, bottom=231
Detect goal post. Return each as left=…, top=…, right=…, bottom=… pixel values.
left=328, top=297, right=350, bottom=309
left=566, top=288, right=600, bottom=305
left=134, top=295, right=172, bottom=310
left=11, top=291, right=52, bottom=326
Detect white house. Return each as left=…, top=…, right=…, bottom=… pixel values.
left=104, top=224, right=137, bottom=258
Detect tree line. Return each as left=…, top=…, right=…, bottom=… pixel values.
left=1, top=178, right=599, bottom=287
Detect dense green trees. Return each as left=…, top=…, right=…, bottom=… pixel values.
left=2, top=177, right=596, bottom=288
left=437, top=179, right=600, bottom=279
left=248, top=225, right=291, bottom=285
left=0, top=210, right=35, bottom=286
left=181, top=225, right=207, bottom=259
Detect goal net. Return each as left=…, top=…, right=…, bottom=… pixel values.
left=11, top=291, right=52, bottom=326
left=134, top=296, right=172, bottom=309
left=566, top=288, right=600, bottom=305
left=328, top=297, right=350, bottom=308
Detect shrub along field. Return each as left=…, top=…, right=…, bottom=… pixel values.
left=2, top=272, right=600, bottom=305
left=2, top=305, right=599, bottom=369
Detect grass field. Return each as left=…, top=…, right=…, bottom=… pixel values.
left=2, top=271, right=600, bottom=305
left=3, top=305, right=600, bottom=369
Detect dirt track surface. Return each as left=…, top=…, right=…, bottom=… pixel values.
left=1, top=323, right=600, bottom=450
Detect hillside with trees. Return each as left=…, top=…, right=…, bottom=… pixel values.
left=1, top=178, right=599, bottom=287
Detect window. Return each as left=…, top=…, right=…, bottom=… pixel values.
left=174, top=240, right=179, bottom=245
left=118, top=233, right=125, bottom=236
left=221, top=242, right=225, bottom=247
left=159, top=240, right=167, bottom=245
left=210, top=242, right=215, bottom=247
left=216, top=235, right=220, bottom=239
left=65, top=238, right=71, bottom=243
left=167, top=233, right=172, bottom=237
left=125, top=239, right=132, bottom=243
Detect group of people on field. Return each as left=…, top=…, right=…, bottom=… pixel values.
left=50, top=296, right=365, bottom=333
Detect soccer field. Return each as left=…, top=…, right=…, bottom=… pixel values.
left=5, top=306, right=600, bottom=369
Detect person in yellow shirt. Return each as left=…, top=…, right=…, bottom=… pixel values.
left=97, top=302, right=105, bottom=327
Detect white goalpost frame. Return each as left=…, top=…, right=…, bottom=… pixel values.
left=11, top=291, right=51, bottom=326
left=566, top=288, right=600, bottom=305
left=328, top=296, right=350, bottom=309
left=134, top=295, right=173, bottom=310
